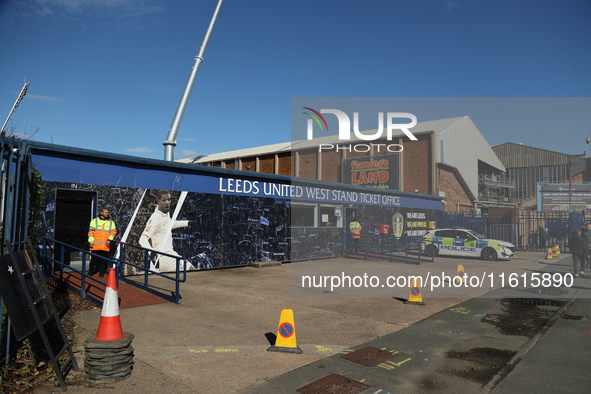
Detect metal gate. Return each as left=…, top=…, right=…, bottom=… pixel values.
left=436, top=210, right=583, bottom=252
left=1, top=136, right=34, bottom=365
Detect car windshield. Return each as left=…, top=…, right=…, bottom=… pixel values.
left=467, top=230, right=486, bottom=239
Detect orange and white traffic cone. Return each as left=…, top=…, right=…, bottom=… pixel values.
left=95, top=268, right=125, bottom=341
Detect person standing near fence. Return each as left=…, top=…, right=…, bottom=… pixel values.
left=349, top=216, right=362, bottom=253
left=584, top=223, right=591, bottom=268
left=88, top=208, right=117, bottom=278
left=538, top=226, right=547, bottom=250
left=568, top=228, right=589, bottom=278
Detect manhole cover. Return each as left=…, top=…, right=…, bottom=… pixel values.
left=340, top=346, right=396, bottom=367
left=526, top=288, right=567, bottom=296
left=296, top=373, right=370, bottom=394
left=511, top=299, right=566, bottom=307
left=562, top=315, right=584, bottom=320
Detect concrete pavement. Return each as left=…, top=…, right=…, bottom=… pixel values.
left=31, top=250, right=589, bottom=393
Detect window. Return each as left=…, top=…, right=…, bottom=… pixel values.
left=436, top=230, right=454, bottom=238
left=291, top=203, right=344, bottom=228
left=291, top=203, right=317, bottom=227
left=456, top=230, right=477, bottom=240
left=319, top=205, right=343, bottom=228
left=455, top=230, right=469, bottom=240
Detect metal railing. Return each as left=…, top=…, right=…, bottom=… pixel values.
left=436, top=211, right=584, bottom=252
left=343, top=233, right=433, bottom=264
left=41, top=238, right=187, bottom=305
left=114, top=240, right=187, bottom=304
left=42, top=238, right=117, bottom=306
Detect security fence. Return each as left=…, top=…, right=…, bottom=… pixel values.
left=436, top=210, right=584, bottom=253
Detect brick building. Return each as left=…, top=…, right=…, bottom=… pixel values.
left=179, top=116, right=506, bottom=212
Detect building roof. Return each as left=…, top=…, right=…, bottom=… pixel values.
left=436, top=162, right=476, bottom=202
left=177, top=117, right=471, bottom=164
left=492, top=142, right=587, bottom=173
left=178, top=116, right=504, bottom=199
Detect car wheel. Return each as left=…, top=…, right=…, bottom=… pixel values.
left=425, top=244, right=438, bottom=257
left=481, top=247, right=497, bottom=261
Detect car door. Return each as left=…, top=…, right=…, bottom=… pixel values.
left=436, top=229, right=455, bottom=256
left=455, top=230, right=478, bottom=257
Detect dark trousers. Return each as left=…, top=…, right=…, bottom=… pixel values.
left=89, top=250, right=109, bottom=276
left=352, top=238, right=360, bottom=253
left=573, top=254, right=586, bottom=275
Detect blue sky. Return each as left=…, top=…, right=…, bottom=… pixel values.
left=0, top=0, right=590, bottom=160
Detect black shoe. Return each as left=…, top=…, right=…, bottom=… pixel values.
left=99, top=273, right=104, bottom=278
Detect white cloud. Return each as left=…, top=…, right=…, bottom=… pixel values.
left=179, top=137, right=196, bottom=141
left=447, top=1, right=459, bottom=11
left=9, top=0, right=166, bottom=26
left=125, top=147, right=154, bottom=153
left=27, top=93, right=63, bottom=102
left=176, top=149, right=197, bottom=158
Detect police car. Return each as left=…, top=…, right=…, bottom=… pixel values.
left=421, top=228, right=516, bottom=261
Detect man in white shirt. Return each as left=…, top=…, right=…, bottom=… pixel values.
left=139, top=190, right=197, bottom=273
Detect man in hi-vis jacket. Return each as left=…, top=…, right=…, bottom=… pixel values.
left=349, top=216, right=362, bottom=253
left=88, top=208, right=117, bottom=277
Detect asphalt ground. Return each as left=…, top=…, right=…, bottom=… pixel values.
left=30, top=250, right=591, bottom=393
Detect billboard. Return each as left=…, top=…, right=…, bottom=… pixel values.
left=342, top=154, right=400, bottom=190
left=541, top=184, right=591, bottom=212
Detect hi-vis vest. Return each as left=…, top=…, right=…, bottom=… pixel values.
left=349, top=221, right=362, bottom=239
left=88, top=218, right=117, bottom=252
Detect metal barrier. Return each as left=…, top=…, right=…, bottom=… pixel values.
left=41, top=238, right=187, bottom=305
left=114, top=240, right=187, bottom=304
left=42, top=238, right=119, bottom=306
left=343, top=233, right=433, bottom=264
left=1, top=136, right=34, bottom=366
left=436, top=211, right=584, bottom=253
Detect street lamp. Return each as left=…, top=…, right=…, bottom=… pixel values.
left=1, top=82, right=30, bottom=135
left=569, top=133, right=590, bottom=213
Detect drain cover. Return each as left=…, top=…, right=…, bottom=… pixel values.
left=562, top=315, right=584, bottom=320
left=296, top=374, right=370, bottom=394
left=340, top=346, right=396, bottom=367
left=526, top=288, right=567, bottom=296
left=511, top=299, right=566, bottom=307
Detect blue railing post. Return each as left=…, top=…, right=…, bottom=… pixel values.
left=42, top=238, right=47, bottom=275
left=117, top=244, right=122, bottom=278
left=390, top=237, right=393, bottom=262
left=144, top=250, right=150, bottom=288
left=80, top=252, right=87, bottom=300
left=59, top=244, right=64, bottom=282
left=113, top=259, right=119, bottom=289
left=176, top=258, right=181, bottom=304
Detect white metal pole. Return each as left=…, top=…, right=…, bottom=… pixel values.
left=163, top=0, right=224, bottom=161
